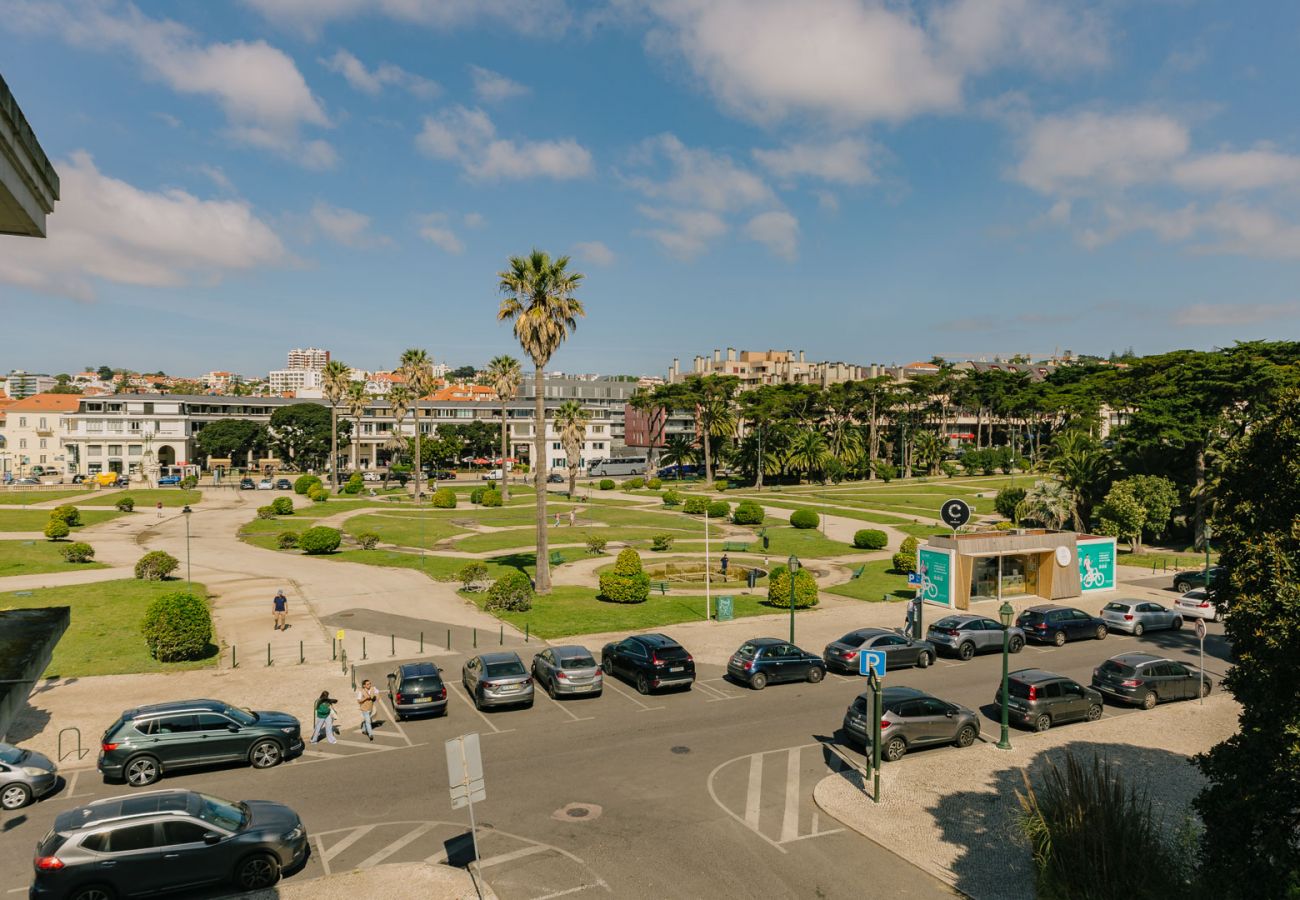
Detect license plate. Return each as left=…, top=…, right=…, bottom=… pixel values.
left=499, top=684, right=519, bottom=692
left=669, top=666, right=684, bottom=673
left=413, top=697, right=431, bottom=704
left=572, top=684, right=593, bottom=692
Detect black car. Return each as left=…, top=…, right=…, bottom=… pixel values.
left=239, top=477, right=256, bottom=490
left=29, top=789, right=307, bottom=898
left=1091, top=652, right=1212, bottom=709
left=388, top=662, right=448, bottom=719
left=1172, top=565, right=1223, bottom=595
left=1016, top=604, right=1108, bottom=646
left=601, top=633, right=695, bottom=694
left=98, top=700, right=303, bottom=787
left=274, top=478, right=292, bottom=490
left=996, top=669, right=1104, bottom=732
left=823, top=628, right=936, bottom=673
left=546, top=473, right=565, bottom=483
left=727, top=638, right=826, bottom=690
left=70, top=474, right=86, bottom=484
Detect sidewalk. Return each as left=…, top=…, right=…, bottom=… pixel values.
left=241, top=862, right=490, bottom=900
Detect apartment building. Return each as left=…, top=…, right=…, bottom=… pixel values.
left=668, top=349, right=891, bottom=390
left=286, top=347, right=330, bottom=370
left=268, top=368, right=322, bottom=394
left=3, top=370, right=55, bottom=398
left=0, top=393, right=79, bottom=476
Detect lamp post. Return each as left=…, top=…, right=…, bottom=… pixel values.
left=182, top=505, right=193, bottom=588
left=997, top=599, right=1014, bottom=750
left=787, top=554, right=800, bottom=643
left=1203, top=522, right=1212, bottom=591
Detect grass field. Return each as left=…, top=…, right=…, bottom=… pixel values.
left=79, top=489, right=201, bottom=507
left=0, top=579, right=215, bottom=677
left=0, top=540, right=108, bottom=577
left=0, top=489, right=92, bottom=506
left=1117, top=550, right=1219, bottom=571
left=326, top=546, right=591, bottom=581
left=0, top=509, right=125, bottom=532
left=343, top=514, right=468, bottom=549
left=731, top=498, right=910, bottom=526
left=825, top=559, right=913, bottom=602
left=726, top=524, right=858, bottom=558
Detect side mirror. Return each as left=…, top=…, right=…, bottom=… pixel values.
left=945, top=710, right=955, bottom=718
left=226, top=724, right=240, bottom=733
left=203, top=832, right=222, bottom=845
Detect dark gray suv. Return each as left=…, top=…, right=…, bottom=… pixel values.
left=995, top=669, right=1103, bottom=732
left=99, top=700, right=303, bottom=787
left=29, top=789, right=307, bottom=899
left=1092, top=653, right=1212, bottom=709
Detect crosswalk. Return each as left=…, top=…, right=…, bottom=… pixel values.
left=707, top=743, right=847, bottom=852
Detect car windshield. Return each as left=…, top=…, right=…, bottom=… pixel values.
left=485, top=661, right=526, bottom=677
left=1017, top=612, right=1045, bottom=624
left=559, top=655, right=596, bottom=669
left=195, top=794, right=247, bottom=832
left=225, top=707, right=258, bottom=726
left=1100, top=660, right=1135, bottom=676
left=0, top=745, right=25, bottom=764
left=1103, top=602, right=1132, bottom=613
left=838, top=633, right=868, bottom=648
left=932, top=617, right=963, bottom=629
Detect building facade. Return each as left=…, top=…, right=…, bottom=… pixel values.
left=3, top=370, right=55, bottom=398
left=268, top=368, right=322, bottom=395
left=0, top=72, right=59, bottom=238
left=286, top=347, right=330, bottom=370
left=0, top=393, right=80, bottom=476
left=669, top=349, right=892, bottom=390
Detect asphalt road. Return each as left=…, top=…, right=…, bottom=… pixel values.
left=0, top=609, right=1230, bottom=900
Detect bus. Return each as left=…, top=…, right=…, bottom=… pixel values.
left=586, top=456, right=647, bottom=477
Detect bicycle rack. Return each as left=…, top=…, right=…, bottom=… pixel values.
left=57, top=726, right=87, bottom=762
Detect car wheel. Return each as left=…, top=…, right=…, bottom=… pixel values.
left=1095, top=624, right=1108, bottom=641
left=1033, top=713, right=1052, bottom=733
left=958, top=642, right=975, bottom=661
left=70, top=887, right=115, bottom=900
left=806, top=667, right=825, bottom=684
left=636, top=673, right=650, bottom=695
left=473, top=689, right=485, bottom=711
left=125, top=755, right=160, bottom=787
left=954, top=724, right=978, bottom=748
left=601, top=657, right=613, bottom=675
left=1, top=783, right=31, bottom=810
left=250, top=740, right=282, bottom=770
left=1212, top=610, right=1223, bottom=623
left=1141, top=691, right=1158, bottom=710
left=918, top=651, right=933, bottom=668
left=1052, top=631, right=1067, bottom=647
left=1174, top=580, right=1191, bottom=594
left=1200, top=681, right=1211, bottom=698
left=547, top=678, right=557, bottom=700
left=750, top=672, right=768, bottom=691
left=1086, top=704, right=1103, bottom=721
left=1131, top=622, right=1145, bottom=637
left=883, top=737, right=908, bottom=762
left=1171, top=617, right=1183, bottom=631
left=1009, top=636, right=1025, bottom=654
left=234, top=852, right=281, bottom=890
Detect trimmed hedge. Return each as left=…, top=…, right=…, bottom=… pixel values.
left=300, top=526, right=342, bottom=555
left=458, top=561, right=488, bottom=590
left=662, top=489, right=682, bottom=507
left=790, top=508, right=820, bottom=529
left=141, top=591, right=212, bottom=662
left=50, top=505, right=81, bottom=527
left=256, top=505, right=276, bottom=520
left=732, top=500, right=765, bottom=525
left=356, top=532, right=380, bottom=550
left=116, top=497, right=135, bottom=512
left=480, top=488, right=503, bottom=508
left=683, top=496, right=708, bottom=515
left=486, top=571, right=533, bottom=612
left=766, top=565, right=820, bottom=609
left=892, top=536, right=920, bottom=574
left=650, top=534, right=674, bottom=551
left=277, top=531, right=300, bottom=549
left=599, top=547, right=650, bottom=603
left=706, top=500, right=730, bottom=519
left=432, top=487, right=458, bottom=509
left=180, top=475, right=198, bottom=490
left=135, top=550, right=178, bottom=580
left=307, top=486, right=328, bottom=503
left=469, top=486, right=487, bottom=504
left=715, top=479, right=729, bottom=491
left=44, top=519, right=70, bottom=541
left=599, top=478, right=615, bottom=491
left=294, top=474, right=322, bottom=495
left=646, top=477, right=663, bottom=490
left=853, top=529, right=888, bottom=550
left=342, top=472, right=364, bottom=495
left=586, top=535, right=608, bottom=554
left=60, top=542, right=95, bottom=563
left=271, top=497, right=294, bottom=516
left=995, top=487, right=1026, bottom=520
left=621, top=477, right=645, bottom=490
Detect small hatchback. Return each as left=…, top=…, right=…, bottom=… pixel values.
left=1016, top=605, right=1108, bottom=646
left=1176, top=589, right=1222, bottom=622
left=601, top=634, right=696, bottom=694
left=926, top=615, right=1026, bottom=660
left=1092, top=653, right=1212, bottom=709
left=531, top=646, right=603, bottom=698
left=0, top=742, right=58, bottom=810
left=822, top=628, right=936, bottom=673
left=727, top=638, right=826, bottom=690
left=462, top=653, right=534, bottom=710
left=841, top=686, right=980, bottom=761
left=1100, top=599, right=1183, bottom=636
left=996, top=669, right=1103, bottom=732
left=388, top=662, right=448, bottom=719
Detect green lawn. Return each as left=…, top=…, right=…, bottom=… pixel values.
left=727, top=524, right=858, bottom=558
left=732, top=497, right=910, bottom=526
left=0, top=579, right=216, bottom=677
left=1117, top=550, right=1219, bottom=571
left=0, top=489, right=93, bottom=506
left=0, top=509, right=125, bottom=532
left=343, top=513, right=468, bottom=549
left=897, top=524, right=951, bottom=540
left=79, top=489, right=201, bottom=507
left=452, top=523, right=720, bottom=553
left=327, top=546, right=591, bottom=580
left=826, top=559, right=913, bottom=602
left=0, top=540, right=108, bottom=577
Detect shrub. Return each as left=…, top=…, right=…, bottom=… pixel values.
left=44, top=519, right=70, bottom=541
left=892, top=536, right=920, bottom=574
left=941, top=461, right=961, bottom=479
left=706, top=500, right=730, bottom=519
left=469, top=486, right=487, bottom=504
left=50, top=505, right=81, bottom=527
left=300, top=526, right=342, bottom=555
left=853, top=529, right=888, bottom=550
left=646, top=477, right=662, bottom=490
left=622, top=477, right=645, bottom=490
left=135, top=550, right=178, bottom=581
left=586, top=534, right=608, bottom=554
left=277, top=531, right=300, bottom=549
left=141, top=591, right=212, bottom=662
left=790, top=508, right=820, bottom=529
left=486, top=571, right=533, bottom=612
left=431, top=487, right=457, bottom=509
left=993, top=521, right=1017, bottom=531
left=271, top=496, right=294, bottom=516
left=683, top=496, right=708, bottom=515
left=767, top=565, right=819, bottom=608
left=715, top=478, right=729, bottom=491
left=294, top=474, right=322, bottom=495
left=599, top=548, right=650, bottom=603
left=872, top=460, right=898, bottom=482
left=732, top=500, right=765, bottom=525
left=599, top=478, right=615, bottom=491
left=342, top=472, right=364, bottom=495
left=256, top=505, right=276, bottom=520
left=180, top=475, right=198, bottom=490
left=356, top=532, right=380, bottom=550
left=662, top=489, right=682, bottom=507
left=650, top=534, right=674, bottom=551
left=307, top=486, right=328, bottom=503
left=60, top=542, right=95, bottom=563
left=995, top=487, right=1027, bottom=521
left=480, top=488, right=503, bottom=508
left=458, top=561, right=489, bottom=590
left=115, top=497, right=135, bottom=512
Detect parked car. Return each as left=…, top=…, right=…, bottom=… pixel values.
left=14, top=477, right=40, bottom=485
left=70, top=474, right=86, bottom=484
left=29, top=789, right=307, bottom=897
left=430, top=469, right=456, bottom=481
left=158, top=475, right=181, bottom=486
left=239, top=477, right=256, bottom=490
left=0, top=742, right=57, bottom=810
left=531, top=645, right=603, bottom=698
left=481, top=468, right=507, bottom=481
left=92, top=472, right=119, bottom=486
left=841, top=686, right=981, bottom=761
left=995, top=669, right=1104, bottom=732
left=388, top=662, right=447, bottom=719
left=546, top=473, right=565, bottom=484
left=657, top=464, right=701, bottom=479
left=1015, top=604, right=1108, bottom=646
left=257, top=478, right=274, bottom=490
left=462, top=652, right=534, bottom=710
left=362, top=471, right=381, bottom=481
left=1173, top=565, right=1223, bottom=595
left=601, top=633, right=695, bottom=694
left=274, top=478, right=292, bottom=490
left=98, top=699, right=303, bottom=787
left=1100, top=598, right=1183, bottom=636
left=926, top=614, right=1026, bottom=660
left=727, top=638, right=826, bottom=690
left=822, top=628, right=936, bottom=673
left=1176, top=588, right=1223, bottom=622
left=1092, top=652, right=1212, bottom=709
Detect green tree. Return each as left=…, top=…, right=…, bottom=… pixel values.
left=449, top=364, right=478, bottom=380
left=790, top=428, right=828, bottom=483
left=345, top=380, right=370, bottom=473
left=399, top=349, right=434, bottom=498
left=1016, top=480, right=1074, bottom=530
left=486, top=355, right=522, bottom=502
left=270, top=403, right=344, bottom=471
left=554, top=399, right=590, bottom=499
left=383, top=384, right=413, bottom=487
left=194, top=419, right=267, bottom=467
left=321, top=360, right=351, bottom=488
left=1047, top=431, right=1112, bottom=529
left=1095, top=486, right=1146, bottom=553
left=497, top=249, right=585, bottom=594
left=661, top=434, right=697, bottom=479
left=683, top=374, right=738, bottom=489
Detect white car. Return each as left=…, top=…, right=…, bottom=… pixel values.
left=1175, top=589, right=1222, bottom=622
left=482, top=469, right=505, bottom=481
left=257, top=478, right=274, bottom=490
left=362, top=471, right=381, bottom=482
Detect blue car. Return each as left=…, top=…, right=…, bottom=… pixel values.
left=158, top=475, right=182, bottom=485
left=657, top=464, right=701, bottom=479
left=727, top=637, right=826, bottom=690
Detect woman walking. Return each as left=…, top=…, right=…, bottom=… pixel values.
left=310, top=691, right=338, bottom=744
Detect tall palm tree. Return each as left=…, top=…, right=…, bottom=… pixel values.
left=497, top=249, right=585, bottom=594
left=486, top=355, right=523, bottom=503
left=554, top=400, right=590, bottom=500
left=1016, top=479, right=1075, bottom=530
left=912, top=431, right=943, bottom=476
left=399, top=349, right=434, bottom=499
left=790, top=428, right=828, bottom=483
left=382, top=385, right=413, bottom=489
left=321, top=360, right=351, bottom=488
left=661, top=435, right=697, bottom=479
left=687, top=375, right=738, bottom=489
left=345, top=381, right=370, bottom=473
left=1047, top=430, right=1112, bottom=529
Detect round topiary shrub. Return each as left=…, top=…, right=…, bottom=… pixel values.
left=180, top=475, right=199, bottom=490
left=469, top=486, right=487, bottom=504
left=356, top=532, right=379, bottom=550
left=485, top=571, right=533, bottom=612
left=271, top=497, right=294, bottom=516
left=44, top=518, right=70, bottom=541
left=767, top=564, right=820, bottom=608
left=256, top=505, right=276, bottom=520
left=480, top=489, right=503, bottom=508
left=621, top=477, right=645, bottom=490
left=599, top=548, right=650, bottom=603
left=343, top=472, right=364, bottom=495
left=307, top=486, right=328, bottom=503
left=135, top=550, right=179, bottom=581
left=683, top=496, right=708, bottom=515
left=141, top=591, right=212, bottom=662
left=300, top=526, right=342, bottom=555
left=60, top=542, right=95, bottom=563
left=715, top=479, right=729, bottom=491
left=650, top=534, right=674, bottom=552
left=646, top=477, right=663, bottom=490
left=50, top=505, right=81, bottom=527
left=706, top=500, right=730, bottom=519
left=892, top=536, right=920, bottom=574
left=277, top=531, right=300, bottom=549
left=586, top=534, right=607, bottom=554
left=662, top=489, right=682, bottom=507
left=599, top=478, right=615, bottom=491
left=995, top=486, right=1027, bottom=521
left=432, top=487, right=457, bottom=509
left=732, top=500, right=765, bottom=525
left=115, top=497, right=135, bottom=512
left=790, top=508, right=820, bottom=529
left=853, top=529, right=888, bottom=550
left=458, top=561, right=488, bottom=590
left=294, top=474, right=322, bottom=495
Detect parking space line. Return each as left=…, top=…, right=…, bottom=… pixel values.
left=539, top=688, right=595, bottom=722
left=63, top=769, right=82, bottom=799
left=779, top=749, right=801, bottom=842
left=447, top=683, right=508, bottom=734
left=322, top=824, right=376, bottom=863
left=479, top=844, right=550, bottom=869
left=375, top=694, right=413, bottom=747
left=314, top=834, right=334, bottom=877
left=602, top=680, right=664, bottom=711
left=695, top=680, right=741, bottom=702
left=532, top=884, right=607, bottom=899
left=827, top=672, right=856, bottom=682
left=743, top=754, right=763, bottom=830
left=355, top=822, right=437, bottom=869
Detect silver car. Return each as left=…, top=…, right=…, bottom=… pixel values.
left=463, top=652, right=534, bottom=710
left=841, top=686, right=980, bottom=762
left=0, top=742, right=58, bottom=810
left=531, top=645, right=603, bottom=699
left=926, top=614, right=1026, bottom=661
left=1100, top=598, right=1183, bottom=636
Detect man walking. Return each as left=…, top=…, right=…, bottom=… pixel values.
left=272, top=589, right=288, bottom=631
left=357, top=679, right=379, bottom=741
left=720, top=553, right=729, bottom=578
left=569, top=508, right=576, bottom=527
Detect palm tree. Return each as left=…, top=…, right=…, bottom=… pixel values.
left=687, top=375, right=738, bottom=489
left=382, top=385, right=413, bottom=489
left=1047, top=431, right=1112, bottom=529
left=1016, top=479, right=1075, bottom=530
left=661, top=435, right=697, bottom=479
left=497, top=249, right=585, bottom=594
left=912, top=431, right=943, bottom=476
left=345, top=381, right=370, bottom=474
left=554, top=400, right=590, bottom=500
left=321, top=360, right=351, bottom=488
left=398, top=349, right=434, bottom=499
left=486, top=355, right=523, bottom=503
left=790, top=428, right=828, bottom=483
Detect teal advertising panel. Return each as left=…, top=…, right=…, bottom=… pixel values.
left=1077, top=539, right=1116, bottom=592
left=917, top=546, right=954, bottom=606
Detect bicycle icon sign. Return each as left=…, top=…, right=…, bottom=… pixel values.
left=919, top=579, right=941, bottom=600
left=1081, top=569, right=1105, bottom=589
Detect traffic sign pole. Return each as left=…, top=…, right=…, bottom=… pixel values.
left=1195, top=618, right=1207, bottom=705
left=870, top=670, right=882, bottom=803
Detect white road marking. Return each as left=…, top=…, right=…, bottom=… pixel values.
left=779, top=748, right=801, bottom=842
left=447, top=683, right=509, bottom=734
left=323, top=824, right=376, bottom=863
left=354, top=822, right=438, bottom=869
left=694, top=680, right=740, bottom=702
left=744, top=754, right=763, bottom=831
left=478, top=843, right=550, bottom=869
left=375, top=693, right=414, bottom=747
left=538, top=687, right=595, bottom=722
left=64, top=769, right=82, bottom=798
left=314, top=834, right=333, bottom=876
left=602, top=680, right=664, bottom=711
left=531, top=884, right=608, bottom=899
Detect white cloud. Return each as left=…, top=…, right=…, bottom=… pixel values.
left=0, top=152, right=286, bottom=301
left=743, top=210, right=799, bottom=260
left=1171, top=149, right=1300, bottom=192
left=418, top=213, right=465, bottom=254
left=470, top=65, right=529, bottom=103
left=1080, top=202, right=1300, bottom=259
left=415, top=105, right=592, bottom=180
left=753, top=138, right=875, bottom=185
left=1173, top=302, right=1300, bottom=327
left=243, top=0, right=570, bottom=38
left=931, top=0, right=1108, bottom=75
left=1015, top=111, right=1189, bottom=193
left=637, top=206, right=728, bottom=259
left=195, top=164, right=235, bottom=193
left=627, top=133, right=773, bottom=211
left=814, top=190, right=839, bottom=212
left=573, top=241, right=616, bottom=266
left=462, top=212, right=487, bottom=229
left=322, top=49, right=439, bottom=98
left=310, top=201, right=390, bottom=248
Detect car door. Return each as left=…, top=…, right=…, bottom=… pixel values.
left=83, top=822, right=167, bottom=893
left=912, top=698, right=955, bottom=744
left=1146, top=603, right=1176, bottom=629
left=783, top=644, right=813, bottom=681
left=765, top=644, right=793, bottom=682
left=1058, top=681, right=1090, bottom=721
left=158, top=819, right=228, bottom=888
left=463, top=658, right=480, bottom=693
left=872, top=634, right=914, bottom=668
left=972, top=619, right=999, bottom=652
left=152, top=714, right=202, bottom=768
left=1152, top=662, right=1186, bottom=700
left=1164, top=661, right=1194, bottom=699
left=194, top=712, right=246, bottom=763
left=624, top=641, right=649, bottom=678
left=533, top=650, right=555, bottom=689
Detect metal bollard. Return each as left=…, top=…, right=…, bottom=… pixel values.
left=391, top=634, right=395, bottom=657
left=446, top=629, right=451, bottom=651
left=500, top=625, right=504, bottom=645
left=232, top=645, right=238, bottom=668
left=299, top=641, right=304, bottom=665
left=267, top=643, right=272, bottom=666
left=473, top=628, right=477, bottom=649
left=525, top=622, right=529, bottom=643
left=340, top=648, right=348, bottom=675
left=420, top=631, right=424, bottom=653
left=332, top=639, right=337, bottom=661
left=362, top=636, right=368, bottom=660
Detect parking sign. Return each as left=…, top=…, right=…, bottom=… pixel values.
left=1194, top=618, right=1206, bottom=640
left=859, top=649, right=887, bottom=679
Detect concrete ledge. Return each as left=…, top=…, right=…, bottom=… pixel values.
left=240, top=861, right=493, bottom=900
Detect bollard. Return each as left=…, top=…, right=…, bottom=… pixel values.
left=391, top=633, right=396, bottom=657
left=446, top=629, right=451, bottom=651
left=525, top=622, right=529, bottom=643
left=232, top=645, right=238, bottom=668
left=420, top=631, right=424, bottom=653
left=299, top=640, right=304, bottom=665
left=332, top=638, right=337, bottom=661
left=340, top=648, right=348, bottom=675
left=500, top=625, right=504, bottom=645
left=267, top=643, right=272, bottom=666
left=473, top=628, right=477, bottom=649
left=362, top=636, right=368, bottom=660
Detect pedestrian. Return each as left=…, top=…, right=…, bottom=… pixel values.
left=720, top=553, right=729, bottom=577
left=554, top=511, right=561, bottom=527
left=156, top=501, right=163, bottom=519
left=272, top=589, right=288, bottom=631
left=310, top=691, right=338, bottom=744
left=569, top=508, right=576, bottom=527
left=357, top=679, right=379, bottom=741
left=764, top=555, right=770, bottom=569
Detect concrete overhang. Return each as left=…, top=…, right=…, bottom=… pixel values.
left=0, top=73, right=60, bottom=238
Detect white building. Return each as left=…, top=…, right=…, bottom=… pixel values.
left=286, top=347, right=330, bottom=370
left=268, top=368, right=322, bottom=395
left=1, top=393, right=81, bottom=476
left=4, top=370, right=56, bottom=398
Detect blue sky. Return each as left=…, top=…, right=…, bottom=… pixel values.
left=2, top=0, right=1300, bottom=378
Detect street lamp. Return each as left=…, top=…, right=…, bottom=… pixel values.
left=182, top=505, right=193, bottom=587
left=787, top=554, right=800, bottom=643
left=997, top=599, right=1014, bottom=750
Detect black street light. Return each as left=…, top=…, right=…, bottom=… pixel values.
left=182, top=505, right=193, bottom=587
left=997, top=599, right=1014, bottom=750
left=787, top=554, right=800, bottom=643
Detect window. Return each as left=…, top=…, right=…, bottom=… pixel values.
left=88, top=445, right=103, bottom=457
left=1039, top=681, right=1063, bottom=699
left=38, top=417, right=47, bottom=429
left=17, top=417, right=25, bottom=427
left=129, top=445, right=142, bottom=457
left=17, top=439, right=25, bottom=449
left=918, top=698, right=951, bottom=716
left=195, top=713, right=233, bottom=732
left=155, top=714, right=199, bottom=734
left=103, top=823, right=161, bottom=853
left=39, top=439, right=47, bottom=449
left=162, top=821, right=210, bottom=846
left=108, top=445, right=123, bottom=457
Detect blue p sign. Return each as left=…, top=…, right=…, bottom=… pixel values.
left=859, top=649, right=887, bottom=678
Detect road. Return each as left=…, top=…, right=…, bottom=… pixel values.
left=0, top=605, right=1229, bottom=899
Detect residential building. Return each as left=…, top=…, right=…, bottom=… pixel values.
left=286, top=347, right=330, bottom=370
left=2, top=393, right=80, bottom=476
left=4, top=370, right=55, bottom=398
left=0, top=72, right=59, bottom=237
left=204, top=371, right=243, bottom=393
left=669, top=349, right=891, bottom=390
left=268, top=368, right=322, bottom=395
left=520, top=374, right=643, bottom=450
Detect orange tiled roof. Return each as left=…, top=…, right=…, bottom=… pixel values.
left=428, top=383, right=494, bottom=402
left=5, top=393, right=82, bottom=412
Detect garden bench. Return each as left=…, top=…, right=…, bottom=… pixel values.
left=722, top=541, right=749, bottom=552
left=650, top=581, right=670, bottom=595
left=549, top=550, right=564, bottom=566
left=851, top=564, right=866, bottom=580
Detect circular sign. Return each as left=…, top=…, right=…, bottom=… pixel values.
left=1055, top=545, right=1072, bottom=567
left=940, top=498, right=972, bottom=529
left=1194, top=618, right=1206, bottom=640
